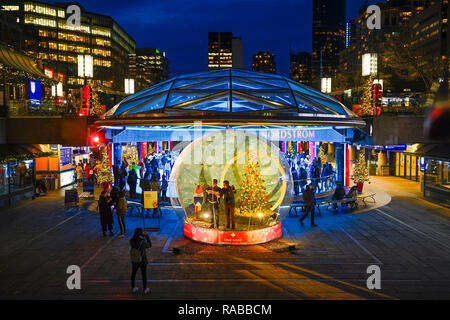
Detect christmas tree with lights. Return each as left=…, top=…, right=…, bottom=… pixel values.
left=238, top=153, right=271, bottom=215
left=318, top=144, right=327, bottom=165
left=360, top=76, right=374, bottom=116
left=89, top=85, right=105, bottom=116
left=97, top=148, right=113, bottom=187
left=129, top=146, right=139, bottom=166
left=352, top=151, right=370, bottom=183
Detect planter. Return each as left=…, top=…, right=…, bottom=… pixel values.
left=356, top=182, right=364, bottom=193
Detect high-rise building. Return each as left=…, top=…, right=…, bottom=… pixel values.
left=0, top=1, right=136, bottom=94
left=409, top=0, right=448, bottom=76
left=290, top=52, right=312, bottom=86
left=312, top=0, right=346, bottom=85
left=232, top=36, right=244, bottom=69
left=339, top=0, right=438, bottom=74
left=252, top=52, right=276, bottom=74
left=129, top=48, right=170, bottom=92
left=0, top=10, right=22, bottom=49
left=207, top=32, right=244, bottom=70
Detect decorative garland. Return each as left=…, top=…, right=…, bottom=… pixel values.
left=0, top=151, right=56, bottom=164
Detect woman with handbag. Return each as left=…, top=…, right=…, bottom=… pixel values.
left=130, top=228, right=152, bottom=294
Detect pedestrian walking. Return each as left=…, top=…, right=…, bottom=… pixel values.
left=116, top=191, right=127, bottom=238
left=299, top=184, right=318, bottom=227
left=129, top=227, right=152, bottom=294
left=98, top=191, right=114, bottom=237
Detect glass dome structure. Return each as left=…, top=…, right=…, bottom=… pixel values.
left=100, top=69, right=365, bottom=128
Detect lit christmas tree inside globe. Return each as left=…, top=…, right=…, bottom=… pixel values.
left=168, top=130, right=294, bottom=245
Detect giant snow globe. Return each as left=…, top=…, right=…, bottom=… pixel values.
left=168, top=130, right=294, bottom=245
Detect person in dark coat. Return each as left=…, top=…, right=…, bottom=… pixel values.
left=291, top=166, right=299, bottom=196
left=119, top=163, right=128, bottom=190
left=112, top=164, right=120, bottom=187
left=332, top=183, right=346, bottom=210
left=309, top=164, right=317, bottom=193
left=98, top=191, right=114, bottom=236
left=127, top=170, right=138, bottom=199
left=130, top=228, right=152, bottom=294
left=299, top=184, right=318, bottom=227
left=299, top=165, right=308, bottom=194
left=140, top=172, right=151, bottom=215
left=110, top=186, right=119, bottom=207
left=314, top=164, right=321, bottom=193
left=161, top=174, right=168, bottom=202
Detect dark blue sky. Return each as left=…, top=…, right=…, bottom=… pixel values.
left=64, top=0, right=377, bottom=77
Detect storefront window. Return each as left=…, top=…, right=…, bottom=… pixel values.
left=425, top=160, right=450, bottom=190
left=9, top=160, right=34, bottom=192
left=0, top=164, right=8, bottom=196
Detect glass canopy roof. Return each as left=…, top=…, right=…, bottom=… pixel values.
left=104, top=69, right=357, bottom=118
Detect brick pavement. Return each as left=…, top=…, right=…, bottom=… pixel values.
left=0, top=177, right=449, bottom=299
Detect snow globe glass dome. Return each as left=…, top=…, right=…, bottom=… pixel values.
left=168, top=130, right=294, bottom=234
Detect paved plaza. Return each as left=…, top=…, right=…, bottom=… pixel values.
left=0, top=176, right=449, bottom=300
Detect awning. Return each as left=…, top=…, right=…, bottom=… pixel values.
left=0, top=144, right=55, bottom=163
left=405, top=143, right=450, bottom=160
left=0, top=44, right=54, bottom=82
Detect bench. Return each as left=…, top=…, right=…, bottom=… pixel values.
left=325, top=196, right=358, bottom=210
left=127, top=200, right=163, bottom=218
left=289, top=201, right=324, bottom=217
left=357, top=193, right=376, bottom=206
left=127, top=201, right=144, bottom=216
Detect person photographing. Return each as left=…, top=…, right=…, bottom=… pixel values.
left=130, top=228, right=152, bottom=294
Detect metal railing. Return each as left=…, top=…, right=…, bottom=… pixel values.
left=292, top=173, right=337, bottom=197
left=7, top=100, right=78, bottom=117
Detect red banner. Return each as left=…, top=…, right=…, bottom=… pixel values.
left=183, top=222, right=282, bottom=245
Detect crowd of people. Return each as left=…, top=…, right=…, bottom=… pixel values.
left=289, top=152, right=336, bottom=196
left=112, top=151, right=174, bottom=202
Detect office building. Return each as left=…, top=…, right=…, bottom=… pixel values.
left=0, top=1, right=136, bottom=93
left=129, top=48, right=170, bottom=92
left=312, top=0, right=346, bottom=85
left=290, top=52, right=312, bottom=86
left=252, top=52, right=276, bottom=74
left=208, top=32, right=244, bottom=70
left=409, top=0, right=448, bottom=76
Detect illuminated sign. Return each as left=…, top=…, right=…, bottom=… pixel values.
left=362, top=53, right=378, bottom=76
left=124, top=78, right=135, bottom=94
left=78, top=54, right=93, bottom=78
left=183, top=222, right=282, bottom=245
left=260, top=129, right=315, bottom=140
left=321, top=78, right=331, bottom=93
left=44, top=67, right=54, bottom=78
left=60, top=147, right=72, bottom=170
left=29, top=79, right=41, bottom=106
